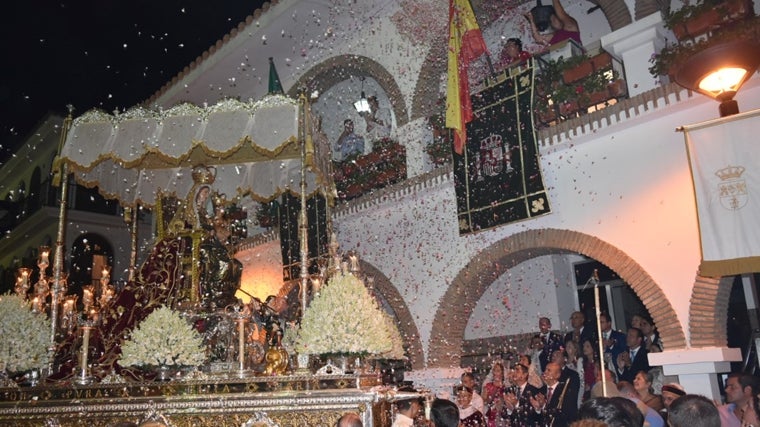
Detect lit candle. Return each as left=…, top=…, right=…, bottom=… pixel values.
left=89, top=309, right=99, bottom=323
left=101, top=266, right=111, bottom=284
left=15, top=268, right=31, bottom=296
left=63, top=299, right=75, bottom=318
left=31, top=297, right=42, bottom=313
left=38, top=247, right=50, bottom=270
left=82, top=287, right=94, bottom=310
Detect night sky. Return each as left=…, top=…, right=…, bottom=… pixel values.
left=0, top=1, right=263, bottom=163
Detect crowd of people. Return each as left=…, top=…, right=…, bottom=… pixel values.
left=356, top=369, right=758, bottom=427
left=432, top=312, right=759, bottom=427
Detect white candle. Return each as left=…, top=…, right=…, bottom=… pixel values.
left=238, top=319, right=246, bottom=371
left=80, top=326, right=91, bottom=375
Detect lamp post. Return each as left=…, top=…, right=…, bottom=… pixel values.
left=673, top=40, right=760, bottom=117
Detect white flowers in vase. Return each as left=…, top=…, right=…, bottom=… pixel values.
left=0, top=293, right=49, bottom=373
left=296, top=272, right=404, bottom=358
left=119, top=306, right=206, bottom=367
left=379, top=311, right=406, bottom=360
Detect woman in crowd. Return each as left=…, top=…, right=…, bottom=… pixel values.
left=633, top=370, right=664, bottom=411
left=565, top=339, right=585, bottom=407
left=581, top=339, right=599, bottom=399
left=482, top=361, right=507, bottom=427
left=456, top=385, right=487, bottom=426
left=519, top=353, right=544, bottom=389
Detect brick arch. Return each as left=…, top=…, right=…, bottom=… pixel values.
left=427, top=228, right=687, bottom=368
left=360, top=260, right=425, bottom=370
left=288, top=54, right=409, bottom=127
left=688, top=275, right=734, bottom=347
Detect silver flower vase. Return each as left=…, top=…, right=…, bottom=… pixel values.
left=155, top=364, right=172, bottom=382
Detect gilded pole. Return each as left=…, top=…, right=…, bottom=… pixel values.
left=298, top=94, right=310, bottom=317
left=49, top=106, right=75, bottom=370
left=123, top=207, right=139, bottom=282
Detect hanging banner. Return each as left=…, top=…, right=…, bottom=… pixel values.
left=454, top=63, right=551, bottom=234
left=682, top=109, right=760, bottom=276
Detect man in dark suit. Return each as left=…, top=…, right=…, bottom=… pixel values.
left=599, top=312, right=627, bottom=360
left=502, top=363, right=544, bottom=426
left=530, top=362, right=578, bottom=427
left=538, top=317, right=564, bottom=372
left=552, top=349, right=581, bottom=409
left=564, top=311, right=594, bottom=345
left=616, top=327, right=650, bottom=383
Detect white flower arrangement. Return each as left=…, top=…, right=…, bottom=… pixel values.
left=379, top=311, right=406, bottom=360
left=119, top=306, right=206, bottom=367
left=296, top=272, right=403, bottom=357
left=0, top=294, right=49, bottom=373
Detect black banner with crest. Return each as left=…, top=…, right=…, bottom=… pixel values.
left=454, top=63, right=551, bottom=234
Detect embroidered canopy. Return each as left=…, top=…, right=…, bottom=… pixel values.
left=59, top=95, right=328, bottom=208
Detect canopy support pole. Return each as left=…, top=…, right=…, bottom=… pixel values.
left=124, top=207, right=139, bottom=282
left=298, top=95, right=310, bottom=320
left=49, top=108, right=74, bottom=373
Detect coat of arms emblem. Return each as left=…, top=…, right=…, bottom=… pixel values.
left=715, top=165, right=747, bottom=210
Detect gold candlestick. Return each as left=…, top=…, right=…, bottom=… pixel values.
left=15, top=267, right=32, bottom=297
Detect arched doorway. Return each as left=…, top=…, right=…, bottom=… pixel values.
left=427, top=228, right=686, bottom=368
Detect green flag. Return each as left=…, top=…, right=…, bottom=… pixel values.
left=268, top=57, right=283, bottom=94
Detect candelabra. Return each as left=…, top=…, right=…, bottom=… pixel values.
left=99, top=266, right=114, bottom=308
left=33, top=247, right=51, bottom=313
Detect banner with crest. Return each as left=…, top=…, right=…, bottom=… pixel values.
left=682, top=108, right=760, bottom=276
left=454, top=63, right=551, bottom=234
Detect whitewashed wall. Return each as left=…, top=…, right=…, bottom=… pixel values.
left=151, top=0, right=760, bottom=367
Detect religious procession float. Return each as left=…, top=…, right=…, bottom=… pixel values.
left=0, top=93, right=422, bottom=427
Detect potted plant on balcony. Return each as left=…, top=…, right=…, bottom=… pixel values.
left=664, top=0, right=751, bottom=40
left=425, top=117, right=453, bottom=167
left=650, top=15, right=760, bottom=79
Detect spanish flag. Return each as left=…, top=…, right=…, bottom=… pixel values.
left=446, top=0, right=488, bottom=155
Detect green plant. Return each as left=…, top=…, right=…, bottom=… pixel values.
left=425, top=114, right=452, bottom=164
left=649, top=16, right=760, bottom=77
left=534, top=56, right=619, bottom=116
left=663, top=0, right=721, bottom=28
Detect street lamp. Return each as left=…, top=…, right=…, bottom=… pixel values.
left=674, top=40, right=760, bottom=117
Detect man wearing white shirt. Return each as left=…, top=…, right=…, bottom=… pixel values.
left=391, top=397, right=420, bottom=427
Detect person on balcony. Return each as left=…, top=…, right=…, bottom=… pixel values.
left=361, top=95, right=391, bottom=142
left=497, top=38, right=532, bottom=70
left=526, top=0, right=581, bottom=48
left=334, top=119, right=365, bottom=161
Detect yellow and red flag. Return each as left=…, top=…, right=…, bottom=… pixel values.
left=446, top=0, right=488, bottom=155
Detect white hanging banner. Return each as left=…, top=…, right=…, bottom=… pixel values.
left=682, top=108, right=760, bottom=277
